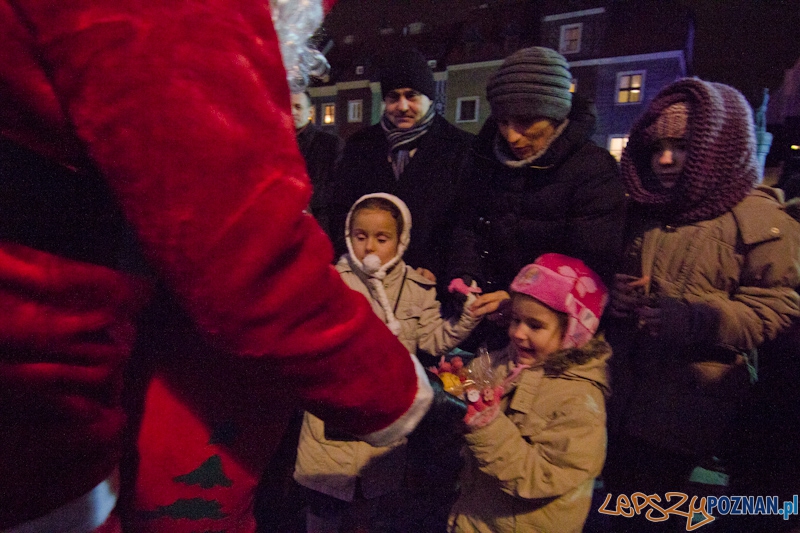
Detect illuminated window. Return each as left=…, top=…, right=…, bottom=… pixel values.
left=456, top=96, right=479, bottom=123
left=347, top=100, right=363, bottom=123
left=617, top=72, right=644, bottom=104
left=608, top=135, right=629, bottom=161
left=309, top=104, right=316, bottom=124
left=355, top=65, right=364, bottom=75
left=570, top=78, right=577, bottom=93
left=559, top=23, right=582, bottom=55
left=323, top=103, right=336, bottom=125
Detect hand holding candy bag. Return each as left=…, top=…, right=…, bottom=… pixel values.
left=461, top=347, right=504, bottom=429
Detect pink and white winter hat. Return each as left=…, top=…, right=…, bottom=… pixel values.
left=510, top=253, right=608, bottom=349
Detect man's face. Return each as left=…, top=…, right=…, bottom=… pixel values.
left=497, top=117, right=558, bottom=160
left=383, top=88, right=432, bottom=129
left=291, top=93, right=312, bottom=130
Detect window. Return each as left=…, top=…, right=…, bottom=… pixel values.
left=347, top=100, right=363, bottom=123
left=355, top=65, right=364, bottom=75
left=456, top=97, right=479, bottom=123
left=309, top=104, right=316, bottom=125
left=559, top=23, right=582, bottom=55
left=322, top=103, right=336, bottom=125
left=608, top=135, right=629, bottom=161
left=570, top=78, right=577, bottom=93
left=617, top=71, right=644, bottom=104
left=427, top=59, right=437, bottom=69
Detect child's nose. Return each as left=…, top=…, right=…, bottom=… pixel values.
left=658, top=149, right=675, bottom=165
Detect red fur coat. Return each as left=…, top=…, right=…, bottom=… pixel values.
left=0, top=1, right=426, bottom=531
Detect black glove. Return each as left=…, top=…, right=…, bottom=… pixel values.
left=405, top=371, right=468, bottom=482
left=635, top=297, right=718, bottom=346
left=608, top=274, right=649, bottom=319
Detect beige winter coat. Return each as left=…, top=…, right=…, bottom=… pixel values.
left=294, top=256, right=480, bottom=501
left=611, top=185, right=800, bottom=455
left=448, top=339, right=611, bottom=533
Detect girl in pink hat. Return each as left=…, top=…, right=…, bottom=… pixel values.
left=448, top=253, right=611, bottom=533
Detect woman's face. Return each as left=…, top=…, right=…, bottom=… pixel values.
left=650, top=138, right=688, bottom=189
left=497, top=117, right=558, bottom=160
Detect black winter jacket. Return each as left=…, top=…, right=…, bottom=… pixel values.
left=329, top=115, right=475, bottom=286
left=296, top=122, right=343, bottom=238
left=448, top=97, right=626, bottom=291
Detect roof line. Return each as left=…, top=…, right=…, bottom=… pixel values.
left=542, top=8, right=606, bottom=22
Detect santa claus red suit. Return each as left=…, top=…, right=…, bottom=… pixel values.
left=0, top=1, right=433, bottom=531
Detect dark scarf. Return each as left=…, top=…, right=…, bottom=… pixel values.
left=620, top=79, right=758, bottom=225
left=380, top=106, right=436, bottom=180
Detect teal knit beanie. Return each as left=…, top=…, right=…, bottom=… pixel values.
left=487, top=47, right=573, bottom=121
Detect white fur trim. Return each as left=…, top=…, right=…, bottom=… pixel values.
left=360, top=354, right=434, bottom=447
left=8, top=470, right=118, bottom=533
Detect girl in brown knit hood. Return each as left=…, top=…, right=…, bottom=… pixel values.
left=620, top=78, right=759, bottom=224
left=604, top=78, right=800, bottom=532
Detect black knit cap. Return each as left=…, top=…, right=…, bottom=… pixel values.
left=379, top=50, right=436, bottom=100
left=487, top=46, right=573, bottom=121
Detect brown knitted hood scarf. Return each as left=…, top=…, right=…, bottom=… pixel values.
left=620, top=78, right=758, bottom=224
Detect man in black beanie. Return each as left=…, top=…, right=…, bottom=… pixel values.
left=449, top=46, right=627, bottom=340
left=329, top=49, right=474, bottom=294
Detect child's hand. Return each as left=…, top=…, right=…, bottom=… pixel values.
left=470, top=291, right=510, bottom=319
left=463, top=385, right=504, bottom=429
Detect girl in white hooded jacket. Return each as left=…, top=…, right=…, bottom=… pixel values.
left=294, top=193, right=483, bottom=532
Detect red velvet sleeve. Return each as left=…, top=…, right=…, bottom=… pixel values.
left=11, top=0, right=423, bottom=436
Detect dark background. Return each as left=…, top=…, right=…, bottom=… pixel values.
left=677, top=0, right=799, bottom=105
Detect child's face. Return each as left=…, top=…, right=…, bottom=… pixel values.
left=508, top=294, right=564, bottom=366
left=650, top=138, right=687, bottom=189
left=350, top=208, right=399, bottom=265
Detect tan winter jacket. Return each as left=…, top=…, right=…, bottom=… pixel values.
left=612, top=185, right=800, bottom=455
left=294, top=255, right=480, bottom=501
left=448, top=339, right=611, bottom=533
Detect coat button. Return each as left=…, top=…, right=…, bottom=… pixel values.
left=771, top=227, right=781, bottom=236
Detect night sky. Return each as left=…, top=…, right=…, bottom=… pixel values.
left=678, top=0, right=800, bottom=105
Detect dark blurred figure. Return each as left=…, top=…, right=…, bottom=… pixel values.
left=291, top=91, right=344, bottom=238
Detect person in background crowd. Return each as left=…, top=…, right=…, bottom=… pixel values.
left=329, top=49, right=475, bottom=301
left=295, top=193, right=483, bottom=533
left=448, top=254, right=611, bottom=533
left=291, top=90, right=344, bottom=238
left=449, top=46, right=625, bottom=350
left=603, top=77, right=800, bottom=532
left=0, top=1, right=456, bottom=531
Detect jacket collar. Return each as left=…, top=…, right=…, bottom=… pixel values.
left=475, top=95, right=598, bottom=170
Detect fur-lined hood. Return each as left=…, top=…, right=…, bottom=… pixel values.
left=496, top=336, right=611, bottom=397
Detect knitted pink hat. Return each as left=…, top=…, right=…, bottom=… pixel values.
left=510, top=253, right=608, bottom=349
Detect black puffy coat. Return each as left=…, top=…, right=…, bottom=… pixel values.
left=296, top=122, right=343, bottom=238
left=329, top=115, right=475, bottom=286
left=448, top=97, right=626, bottom=292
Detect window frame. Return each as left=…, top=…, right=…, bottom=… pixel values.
left=322, top=103, right=336, bottom=125
left=616, top=71, right=645, bottom=105
left=559, top=23, right=583, bottom=55
left=607, top=134, right=630, bottom=162
left=347, top=100, right=363, bottom=123
left=455, top=96, right=480, bottom=123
